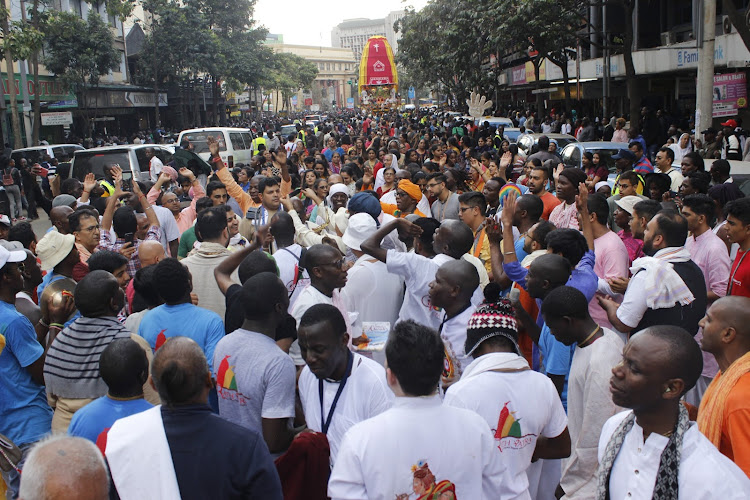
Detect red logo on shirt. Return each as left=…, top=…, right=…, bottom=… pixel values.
left=155, top=330, right=167, bottom=351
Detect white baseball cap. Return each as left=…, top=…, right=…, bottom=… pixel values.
left=0, top=243, right=27, bottom=270
left=0, top=215, right=10, bottom=226
left=342, top=213, right=376, bottom=251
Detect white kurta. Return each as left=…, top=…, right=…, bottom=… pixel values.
left=329, top=394, right=503, bottom=500
left=598, top=411, right=750, bottom=499
left=298, top=353, right=392, bottom=464
left=561, top=328, right=624, bottom=499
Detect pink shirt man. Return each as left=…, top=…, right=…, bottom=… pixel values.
left=590, top=231, right=630, bottom=330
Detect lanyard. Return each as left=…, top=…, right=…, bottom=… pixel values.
left=319, top=351, right=353, bottom=435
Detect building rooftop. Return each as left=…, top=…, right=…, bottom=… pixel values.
left=336, top=18, right=385, bottom=30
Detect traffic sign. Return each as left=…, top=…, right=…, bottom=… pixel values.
left=408, top=87, right=415, bottom=99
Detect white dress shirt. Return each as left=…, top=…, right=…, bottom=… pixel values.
left=598, top=410, right=750, bottom=499
left=329, top=394, right=503, bottom=500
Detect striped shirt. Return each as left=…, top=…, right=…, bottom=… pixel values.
left=43, top=317, right=131, bottom=400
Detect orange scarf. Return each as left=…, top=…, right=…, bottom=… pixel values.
left=697, top=351, right=750, bottom=447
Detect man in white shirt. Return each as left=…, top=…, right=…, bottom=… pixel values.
left=597, top=325, right=750, bottom=498
left=297, top=304, right=392, bottom=464
left=444, top=291, right=570, bottom=500
left=340, top=213, right=403, bottom=358
left=213, top=272, right=297, bottom=455
left=361, top=218, right=479, bottom=331
left=146, top=147, right=164, bottom=183
left=270, top=211, right=309, bottom=310
left=329, top=320, right=503, bottom=499
left=654, top=147, right=683, bottom=192
left=428, top=259, right=478, bottom=387
left=290, top=244, right=350, bottom=365
left=541, top=286, right=624, bottom=499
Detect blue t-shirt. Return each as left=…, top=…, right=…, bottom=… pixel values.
left=537, top=323, right=576, bottom=412
left=68, top=396, right=152, bottom=443
left=514, top=237, right=529, bottom=263
left=0, top=301, right=52, bottom=446
left=323, top=147, right=345, bottom=162
left=138, top=302, right=224, bottom=372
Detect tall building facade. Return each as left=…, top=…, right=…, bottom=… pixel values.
left=331, top=10, right=405, bottom=62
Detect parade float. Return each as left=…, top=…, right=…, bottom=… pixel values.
left=358, top=36, right=399, bottom=113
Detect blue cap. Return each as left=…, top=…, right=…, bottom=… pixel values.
left=348, top=192, right=381, bottom=222
left=612, top=148, right=636, bottom=162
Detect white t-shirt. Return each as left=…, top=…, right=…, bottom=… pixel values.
left=561, top=328, right=624, bottom=499
left=149, top=156, right=164, bottom=182
left=444, top=356, right=567, bottom=500
left=386, top=251, right=453, bottom=330
left=439, top=306, right=475, bottom=380
left=598, top=411, right=750, bottom=499
left=290, top=284, right=351, bottom=365
left=212, top=329, right=296, bottom=434
left=340, top=255, right=404, bottom=338
left=273, top=244, right=310, bottom=310
left=298, top=353, right=393, bottom=464
left=329, top=394, right=503, bottom=500
left=151, top=205, right=180, bottom=256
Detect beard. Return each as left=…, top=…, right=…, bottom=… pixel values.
left=642, top=237, right=656, bottom=256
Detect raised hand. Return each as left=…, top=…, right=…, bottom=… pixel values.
left=575, top=182, right=588, bottom=213
left=83, top=172, right=97, bottom=193
left=207, top=136, right=220, bottom=157
left=255, top=224, right=274, bottom=248
left=466, top=91, right=493, bottom=118
left=500, top=151, right=512, bottom=169
left=485, top=217, right=502, bottom=243
left=178, top=167, right=195, bottom=181
left=501, top=190, right=517, bottom=227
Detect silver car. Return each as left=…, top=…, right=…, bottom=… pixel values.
left=560, top=142, right=630, bottom=172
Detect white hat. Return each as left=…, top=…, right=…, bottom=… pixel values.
left=36, top=231, right=76, bottom=271
left=0, top=243, right=27, bottom=270
left=614, top=195, right=643, bottom=216
left=342, top=213, right=376, bottom=251
left=0, top=215, right=10, bottom=227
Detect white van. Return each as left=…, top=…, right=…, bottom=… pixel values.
left=177, top=127, right=255, bottom=169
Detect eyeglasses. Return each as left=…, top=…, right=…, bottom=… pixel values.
left=459, top=206, right=475, bottom=212
left=319, top=258, right=346, bottom=270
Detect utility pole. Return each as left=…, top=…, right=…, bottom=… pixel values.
left=695, top=0, right=716, bottom=143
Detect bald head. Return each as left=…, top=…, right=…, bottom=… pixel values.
left=530, top=254, right=571, bottom=287
left=19, top=435, right=109, bottom=500
left=328, top=174, right=344, bottom=185
left=435, top=219, right=474, bottom=258
left=700, top=296, right=750, bottom=358
left=50, top=206, right=74, bottom=234
left=708, top=296, right=750, bottom=337
left=138, top=240, right=166, bottom=268
left=439, top=259, right=479, bottom=297
left=151, top=336, right=210, bottom=407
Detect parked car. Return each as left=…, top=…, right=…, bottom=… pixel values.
left=11, top=144, right=84, bottom=165
left=474, top=116, right=514, bottom=129
left=560, top=142, right=629, bottom=172
left=517, top=133, right=577, bottom=156
left=177, top=127, right=254, bottom=168
left=503, top=128, right=523, bottom=144
left=280, top=124, right=298, bottom=140
left=69, top=144, right=175, bottom=184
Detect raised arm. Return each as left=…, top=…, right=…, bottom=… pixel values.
left=575, top=182, right=595, bottom=251
left=361, top=218, right=421, bottom=263
left=147, top=172, right=171, bottom=205
left=132, top=177, right=160, bottom=229
left=485, top=218, right=512, bottom=289
left=100, top=167, right=124, bottom=231
left=78, top=173, right=97, bottom=205
left=208, top=135, right=254, bottom=214
left=214, top=225, right=270, bottom=295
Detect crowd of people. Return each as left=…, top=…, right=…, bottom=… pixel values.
left=2, top=106, right=750, bottom=500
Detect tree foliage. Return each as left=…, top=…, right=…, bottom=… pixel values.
left=262, top=53, right=318, bottom=111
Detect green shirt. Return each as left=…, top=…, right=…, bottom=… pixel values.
left=178, top=226, right=197, bottom=258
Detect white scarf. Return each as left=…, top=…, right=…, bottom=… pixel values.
left=106, top=406, right=181, bottom=500
left=461, top=352, right=529, bottom=381
left=630, top=247, right=694, bottom=309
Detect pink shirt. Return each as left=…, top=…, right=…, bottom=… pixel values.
left=548, top=201, right=579, bottom=230
left=589, top=231, right=630, bottom=330
left=147, top=182, right=206, bottom=235
left=686, top=229, right=731, bottom=378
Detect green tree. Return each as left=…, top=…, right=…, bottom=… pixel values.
left=264, top=53, right=317, bottom=111
left=43, top=10, right=120, bottom=136
left=396, top=1, right=495, bottom=111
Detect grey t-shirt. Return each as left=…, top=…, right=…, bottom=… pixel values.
left=431, top=192, right=460, bottom=221
left=213, top=328, right=296, bottom=434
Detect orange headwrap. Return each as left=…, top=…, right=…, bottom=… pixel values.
left=398, top=179, right=422, bottom=201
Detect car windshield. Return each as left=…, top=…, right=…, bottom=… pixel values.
left=589, top=149, right=621, bottom=171
left=554, top=138, right=577, bottom=150
left=181, top=132, right=227, bottom=154
left=72, top=151, right=130, bottom=180
left=11, top=150, right=45, bottom=165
